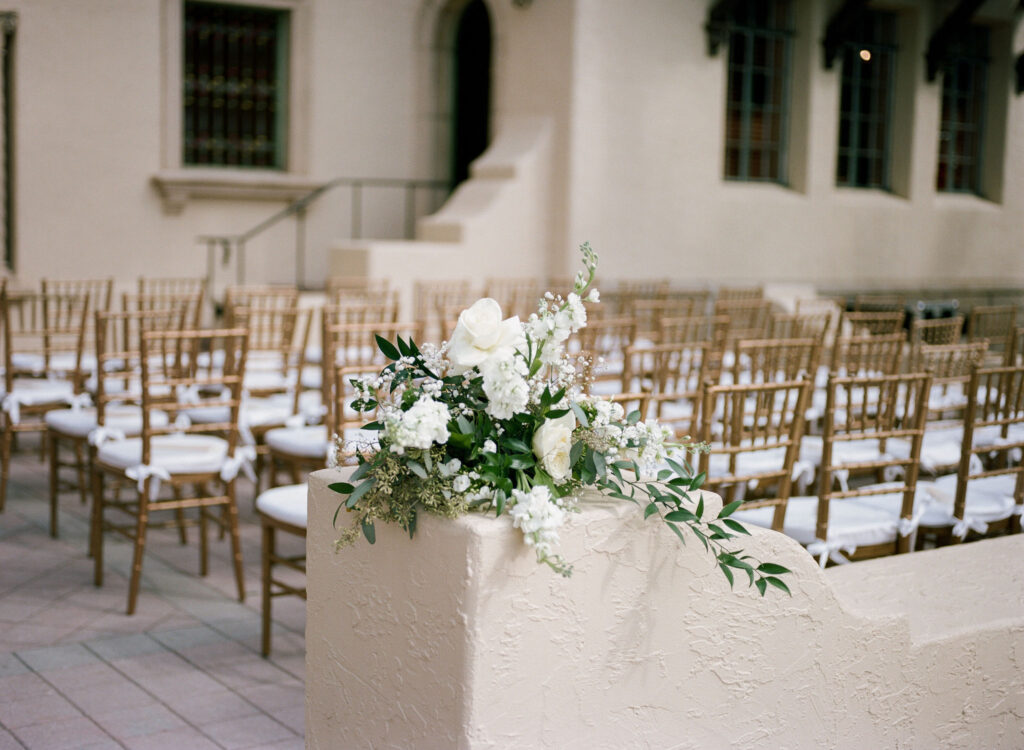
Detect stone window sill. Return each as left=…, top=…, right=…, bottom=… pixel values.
left=152, top=168, right=325, bottom=214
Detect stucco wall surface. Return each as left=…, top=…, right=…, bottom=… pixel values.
left=305, top=468, right=1024, bottom=750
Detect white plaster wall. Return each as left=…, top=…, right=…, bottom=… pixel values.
left=306, top=468, right=1024, bottom=749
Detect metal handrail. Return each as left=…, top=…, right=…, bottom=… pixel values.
left=199, top=176, right=449, bottom=291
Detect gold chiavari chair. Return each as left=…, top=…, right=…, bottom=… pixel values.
left=325, top=276, right=390, bottom=301
left=123, top=291, right=205, bottom=331
left=768, top=311, right=833, bottom=344
left=853, top=293, right=905, bottom=312
left=914, top=364, right=1024, bottom=546
left=40, top=278, right=114, bottom=313
left=967, top=305, right=1017, bottom=365
left=483, top=277, right=545, bottom=320
left=829, top=333, right=905, bottom=377
left=695, top=378, right=812, bottom=532
left=664, top=288, right=712, bottom=316
left=716, top=285, right=764, bottom=302
left=841, top=310, right=905, bottom=337
left=630, top=341, right=713, bottom=439
left=326, top=292, right=400, bottom=323
left=631, top=298, right=696, bottom=343
left=746, top=372, right=931, bottom=565
left=0, top=291, right=90, bottom=512
left=414, top=279, right=473, bottom=339
left=714, top=298, right=773, bottom=345
left=46, top=308, right=183, bottom=538
left=909, top=315, right=964, bottom=347
left=223, top=284, right=299, bottom=325
left=732, top=338, right=822, bottom=386
left=138, top=276, right=205, bottom=297
left=577, top=316, right=637, bottom=396
left=92, top=328, right=250, bottom=614
left=1010, top=327, right=1024, bottom=366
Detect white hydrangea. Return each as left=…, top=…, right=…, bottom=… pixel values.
left=480, top=352, right=530, bottom=420
left=509, top=485, right=566, bottom=557
left=383, top=395, right=451, bottom=455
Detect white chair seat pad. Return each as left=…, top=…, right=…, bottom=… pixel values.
left=12, top=353, right=97, bottom=375
left=185, top=398, right=292, bottom=428
left=800, top=435, right=889, bottom=468
left=256, top=483, right=308, bottom=529
left=265, top=425, right=329, bottom=458
left=45, top=405, right=168, bottom=438
left=887, top=428, right=964, bottom=474
left=916, top=473, right=1018, bottom=527
left=244, top=370, right=292, bottom=392
left=7, top=378, right=75, bottom=405
left=300, top=366, right=322, bottom=390
left=98, top=434, right=229, bottom=475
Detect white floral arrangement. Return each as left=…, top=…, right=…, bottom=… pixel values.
left=331, top=244, right=791, bottom=593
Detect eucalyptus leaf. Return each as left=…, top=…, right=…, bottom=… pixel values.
left=361, top=520, right=376, bottom=544
left=570, top=402, right=590, bottom=428
left=346, top=478, right=375, bottom=508
left=408, top=461, right=427, bottom=479
left=328, top=482, right=354, bottom=495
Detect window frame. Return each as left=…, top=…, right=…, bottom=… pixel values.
left=835, top=11, right=898, bottom=191
left=936, top=26, right=989, bottom=196
left=722, top=0, right=795, bottom=184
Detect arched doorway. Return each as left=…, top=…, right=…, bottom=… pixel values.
left=450, top=0, right=491, bottom=189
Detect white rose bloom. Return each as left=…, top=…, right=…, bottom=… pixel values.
left=448, top=298, right=527, bottom=375
left=532, top=411, right=576, bottom=483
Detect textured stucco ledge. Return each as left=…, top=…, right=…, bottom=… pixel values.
left=305, top=468, right=1024, bottom=750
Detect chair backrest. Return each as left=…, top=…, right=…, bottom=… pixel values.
left=952, top=364, right=1024, bottom=522
left=910, top=315, right=964, bottom=346
left=223, top=285, right=298, bottom=326
left=138, top=276, right=205, bottom=297
left=576, top=316, right=637, bottom=391
left=815, top=372, right=931, bottom=553
left=968, top=305, right=1017, bottom=362
left=907, top=341, right=988, bottom=426
left=123, top=291, right=205, bottom=331
left=138, top=328, right=248, bottom=465
left=841, top=310, right=906, bottom=336
left=733, top=338, right=821, bottom=385
left=658, top=314, right=730, bottom=347
left=853, top=293, right=904, bottom=312
left=714, top=298, right=773, bottom=344
left=482, top=278, right=545, bottom=320
left=716, top=285, right=764, bottom=302
left=325, top=276, right=390, bottom=301
left=414, top=280, right=473, bottom=326
left=830, top=333, right=905, bottom=376
left=323, top=294, right=400, bottom=326
left=233, top=305, right=310, bottom=405
left=697, top=378, right=812, bottom=531
left=631, top=298, right=696, bottom=342
left=321, top=320, right=424, bottom=427
left=40, top=278, right=114, bottom=312
left=94, top=308, right=187, bottom=425
left=2, top=290, right=90, bottom=392
left=768, top=311, right=834, bottom=344
left=625, top=341, right=711, bottom=438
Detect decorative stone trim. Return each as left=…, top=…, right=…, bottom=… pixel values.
left=151, top=169, right=325, bottom=215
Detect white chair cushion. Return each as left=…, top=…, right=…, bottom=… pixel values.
left=45, top=405, right=168, bottom=438
left=916, top=473, right=1018, bottom=528
left=7, top=378, right=75, bottom=405
left=11, top=353, right=97, bottom=375
left=185, top=398, right=293, bottom=428
left=256, top=483, right=309, bottom=529
left=800, top=435, right=890, bottom=468
left=887, top=427, right=965, bottom=474
left=244, top=370, right=293, bottom=392
left=265, top=425, right=329, bottom=458
left=300, top=365, right=322, bottom=390
left=98, top=434, right=229, bottom=475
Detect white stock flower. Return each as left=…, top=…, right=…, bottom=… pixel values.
left=480, top=352, right=530, bottom=420
left=532, top=411, right=576, bottom=484
left=509, top=486, right=566, bottom=557
left=448, top=298, right=526, bottom=375
left=452, top=474, right=471, bottom=493
left=383, top=396, right=451, bottom=455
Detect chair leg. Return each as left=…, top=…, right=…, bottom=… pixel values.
left=48, top=430, right=60, bottom=538
left=126, top=479, right=152, bottom=615
left=261, top=521, right=274, bottom=658
left=225, top=480, right=246, bottom=603
left=74, top=440, right=88, bottom=505
left=92, top=468, right=105, bottom=585
left=199, top=503, right=209, bottom=577
left=0, top=420, right=11, bottom=513
left=172, top=483, right=187, bottom=545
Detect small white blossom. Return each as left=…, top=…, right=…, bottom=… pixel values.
left=482, top=439, right=497, bottom=453
left=452, top=475, right=471, bottom=493
left=383, top=396, right=451, bottom=455
left=480, top=352, right=530, bottom=420
left=509, top=486, right=566, bottom=558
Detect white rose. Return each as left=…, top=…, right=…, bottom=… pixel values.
left=532, top=411, right=576, bottom=484
left=448, top=298, right=526, bottom=375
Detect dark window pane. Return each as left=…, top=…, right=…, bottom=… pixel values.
left=935, top=25, right=987, bottom=194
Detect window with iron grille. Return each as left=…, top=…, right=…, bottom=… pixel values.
left=936, top=26, right=988, bottom=194
left=836, top=11, right=897, bottom=190
left=723, top=0, right=793, bottom=182
left=183, top=2, right=289, bottom=168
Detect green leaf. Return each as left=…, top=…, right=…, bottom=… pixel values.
left=719, top=563, right=735, bottom=589
left=665, top=457, right=689, bottom=478
left=666, top=521, right=687, bottom=544
left=546, top=408, right=570, bottom=419
left=643, top=502, right=659, bottom=519
left=328, top=482, right=354, bottom=495
left=695, top=496, right=704, bottom=519
left=346, top=477, right=375, bottom=508
left=570, top=441, right=583, bottom=468
left=689, top=472, right=706, bottom=491
left=722, top=518, right=751, bottom=535
left=360, top=421, right=384, bottom=431
left=456, top=416, right=473, bottom=434
left=504, top=437, right=531, bottom=454
left=396, top=336, right=411, bottom=357
left=570, top=402, right=590, bottom=428
left=757, top=563, right=792, bottom=575
left=508, top=456, right=535, bottom=470
left=350, top=462, right=371, bottom=481
left=755, top=578, right=768, bottom=596
left=408, top=511, right=417, bottom=538
left=375, top=335, right=400, bottom=361
left=361, top=519, right=376, bottom=544
left=495, top=489, right=506, bottom=517
left=764, top=576, right=791, bottom=596
left=422, top=452, right=432, bottom=472
left=718, top=499, right=743, bottom=518
left=592, top=450, right=606, bottom=477
left=408, top=461, right=427, bottom=479
left=665, top=508, right=697, bottom=524
left=626, top=410, right=641, bottom=425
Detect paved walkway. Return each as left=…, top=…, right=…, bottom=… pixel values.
left=0, top=435, right=307, bottom=749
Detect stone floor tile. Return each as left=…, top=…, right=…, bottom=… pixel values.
left=0, top=671, right=52, bottom=703
left=15, top=642, right=99, bottom=673
left=236, top=683, right=305, bottom=713
left=93, top=703, right=187, bottom=740
left=160, top=687, right=263, bottom=726
left=85, top=633, right=168, bottom=662
left=265, top=704, right=304, bottom=734
left=0, top=653, right=28, bottom=679
left=0, top=689, right=84, bottom=729
left=12, top=717, right=115, bottom=750
left=122, top=726, right=222, bottom=750
left=135, top=670, right=228, bottom=703
left=201, top=713, right=297, bottom=750
left=149, top=624, right=228, bottom=652
left=38, top=661, right=124, bottom=692
left=62, top=676, right=159, bottom=715
left=0, top=726, right=24, bottom=750
left=242, top=738, right=306, bottom=750
left=110, top=651, right=195, bottom=682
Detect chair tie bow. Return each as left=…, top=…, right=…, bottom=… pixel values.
left=220, top=446, right=257, bottom=483
left=952, top=515, right=988, bottom=539
left=806, top=539, right=856, bottom=569
left=88, top=426, right=126, bottom=448
left=126, top=463, right=172, bottom=498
